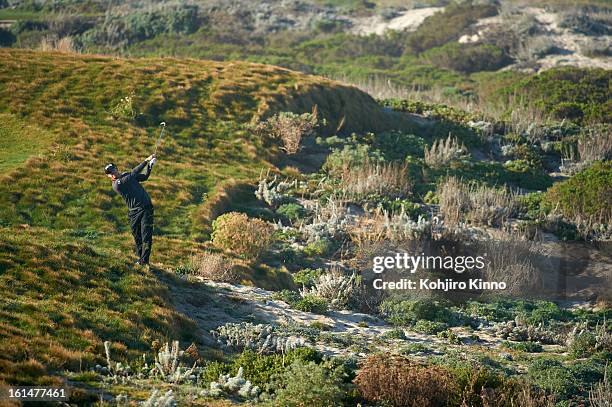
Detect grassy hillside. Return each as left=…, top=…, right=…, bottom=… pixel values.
left=0, top=48, right=405, bottom=240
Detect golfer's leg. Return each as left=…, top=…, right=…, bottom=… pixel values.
left=140, top=207, right=154, bottom=265
left=129, top=212, right=143, bottom=261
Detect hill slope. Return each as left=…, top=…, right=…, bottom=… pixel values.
left=0, top=49, right=409, bottom=240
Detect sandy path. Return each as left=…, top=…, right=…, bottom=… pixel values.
left=352, top=7, right=443, bottom=36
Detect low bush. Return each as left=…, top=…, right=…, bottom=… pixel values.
left=569, top=332, right=597, bottom=359
left=383, top=329, right=407, bottom=340
left=292, top=268, right=325, bottom=288
left=189, top=251, right=237, bottom=282
left=496, top=67, right=611, bottom=124
left=303, top=238, right=335, bottom=257
left=322, top=142, right=384, bottom=177
left=293, top=295, right=329, bottom=314
left=422, top=43, right=511, bottom=73
left=414, top=320, right=448, bottom=335
left=80, top=5, right=200, bottom=49
left=276, top=202, right=306, bottom=222
left=272, top=360, right=346, bottom=406
left=251, top=109, right=319, bottom=155
left=211, top=212, right=274, bottom=261
left=232, top=348, right=321, bottom=388
left=528, top=359, right=578, bottom=399
left=354, top=354, right=458, bottom=407
left=502, top=341, right=543, bottom=353
left=546, top=161, right=611, bottom=225
left=380, top=297, right=460, bottom=326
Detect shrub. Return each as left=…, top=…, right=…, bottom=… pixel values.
left=272, top=289, right=301, bottom=304
left=272, top=360, right=345, bottom=406
left=373, top=131, right=427, bottom=160
left=380, top=298, right=456, bottom=326
left=211, top=212, right=274, bottom=261
left=383, top=329, right=406, bottom=340
left=570, top=332, right=597, bottom=359
left=292, top=268, right=325, bottom=288
left=251, top=108, right=319, bottom=154
left=189, top=251, right=237, bottom=282
left=303, top=238, right=334, bottom=257
left=546, top=161, right=611, bottom=225
left=437, top=329, right=461, bottom=344
left=354, top=354, right=458, bottom=407
left=502, top=341, right=543, bottom=353
left=80, top=5, right=200, bottom=48
left=422, top=43, right=511, bottom=73
left=528, top=359, right=578, bottom=399
left=231, top=349, right=321, bottom=388
left=293, top=295, right=329, bottom=314
left=322, top=142, right=384, bottom=176
left=424, top=135, right=469, bottom=168
left=497, top=67, right=611, bottom=124
left=414, top=320, right=448, bottom=335
left=276, top=202, right=306, bottom=222
left=300, top=271, right=358, bottom=310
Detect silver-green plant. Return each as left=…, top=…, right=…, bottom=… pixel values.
left=100, top=341, right=133, bottom=384
left=300, top=270, right=357, bottom=310
left=200, top=367, right=261, bottom=400
left=300, top=196, right=350, bottom=242
left=212, top=322, right=308, bottom=354
left=143, top=389, right=176, bottom=407
left=154, top=341, right=197, bottom=383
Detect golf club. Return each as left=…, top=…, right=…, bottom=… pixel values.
left=154, top=121, right=166, bottom=155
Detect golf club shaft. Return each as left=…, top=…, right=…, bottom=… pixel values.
left=154, top=123, right=166, bottom=155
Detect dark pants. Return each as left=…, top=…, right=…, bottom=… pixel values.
left=129, top=206, right=154, bottom=265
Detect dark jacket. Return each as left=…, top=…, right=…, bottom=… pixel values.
left=112, top=160, right=153, bottom=213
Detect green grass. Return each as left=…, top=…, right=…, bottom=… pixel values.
left=0, top=113, right=56, bottom=172
left=0, top=9, right=43, bottom=20
left=0, top=226, right=198, bottom=385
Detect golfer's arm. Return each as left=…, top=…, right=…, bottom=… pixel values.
left=138, top=162, right=152, bottom=181
left=131, top=160, right=148, bottom=175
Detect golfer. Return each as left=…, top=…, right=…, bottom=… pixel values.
left=105, top=154, right=156, bottom=268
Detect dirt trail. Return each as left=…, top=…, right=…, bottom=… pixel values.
left=164, top=273, right=504, bottom=357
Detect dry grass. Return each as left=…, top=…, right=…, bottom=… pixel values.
left=578, top=125, right=612, bottom=162
left=39, top=36, right=78, bottom=53
left=589, top=367, right=611, bottom=407
left=476, top=238, right=543, bottom=296
left=340, top=159, right=412, bottom=200
left=354, top=354, right=458, bottom=407
left=424, top=134, right=469, bottom=168
left=189, top=251, right=237, bottom=282
left=438, top=177, right=518, bottom=227
left=349, top=206, right=430, bottom=245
